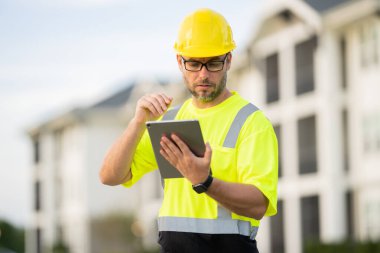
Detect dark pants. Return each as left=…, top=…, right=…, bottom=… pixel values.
left=158, top=231, right=259, bottom=253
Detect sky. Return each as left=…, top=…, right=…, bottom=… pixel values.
left=0, top=0, right=265, bottom=226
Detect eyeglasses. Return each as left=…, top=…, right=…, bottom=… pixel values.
left=181, top=54, right=229, bottom=72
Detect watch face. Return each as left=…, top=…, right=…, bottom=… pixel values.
left=193, top=184, right=207, bottom=194
left=192, top=175, right=213, bottom=194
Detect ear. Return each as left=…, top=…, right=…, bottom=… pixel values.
left=176, top=54, right=183, bottom=71
left=226, top=53, right=232, bottom=71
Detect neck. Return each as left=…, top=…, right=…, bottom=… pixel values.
left=192, top=89, right=232, bottom=109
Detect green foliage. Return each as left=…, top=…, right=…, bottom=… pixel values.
left=305, top=240, right=380, bottom=253
left=52, top=240, right=70, bottom=253
left=0, top=219, right=25, bottom=253
left=136, top=248, right=160, bottom=253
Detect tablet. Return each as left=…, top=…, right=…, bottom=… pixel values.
left=146, top=120, right=205, bottom=178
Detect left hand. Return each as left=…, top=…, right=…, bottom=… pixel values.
left=160, top=133, right=212, bottom=185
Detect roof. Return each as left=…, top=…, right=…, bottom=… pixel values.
left=90, top=83, right=135, bottom=109
left=27, top=83, right=137, bottom=136
left=303, top=0, right=355, bottom=12
left=27, top=78, right=185, bottom=135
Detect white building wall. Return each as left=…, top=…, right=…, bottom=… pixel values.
left=248, top=17, right=324, bottom=253
left=59, top=124, right=88, bottom=253
left=85, top=116, right=140, bottom=218
left=134, top=169, right=163, bottom=249
left=40, top=132, right=56, bottom=250
left=234, top=1, right=380, bottom=253
left=317, top=30, right=347, bottom=242
left=345, top=17, right=380, bottom=241
left=28, top=130, right=61, bottom=253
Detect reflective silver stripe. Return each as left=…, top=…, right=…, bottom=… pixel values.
left=162, top=105, right=182, bottom=120
left=158, top=216, right=259, bottom=239
left=223, top=103, right=259, bottom=148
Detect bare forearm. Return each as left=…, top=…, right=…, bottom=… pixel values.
left=206, top=178, right=268, bottom=220
left=99, top=93, right=173, bottom=186
left=99, top=119, right=145, bottom=185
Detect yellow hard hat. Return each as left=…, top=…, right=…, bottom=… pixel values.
left=174, top=8, right=236, bottom=58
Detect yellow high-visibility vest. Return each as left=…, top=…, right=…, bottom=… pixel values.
left=124, top=92, right=278, bottom=239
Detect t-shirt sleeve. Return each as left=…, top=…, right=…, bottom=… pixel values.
left=236, top=115, right=278, bottom=217
left=122, top=130, right=158, bottom=187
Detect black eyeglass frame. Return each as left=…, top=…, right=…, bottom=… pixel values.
left=181, top=53, right=230, bottom=72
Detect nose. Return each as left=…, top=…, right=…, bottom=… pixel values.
left=198, top=64, right=210, bottom=79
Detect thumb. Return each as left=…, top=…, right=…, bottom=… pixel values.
left=204, top=142, right=212, bottom=161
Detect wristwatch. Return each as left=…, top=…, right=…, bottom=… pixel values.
left=192, top=174, right=214, bottom=194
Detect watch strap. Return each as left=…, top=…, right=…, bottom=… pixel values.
left=192, top=174, right=213, bottom=194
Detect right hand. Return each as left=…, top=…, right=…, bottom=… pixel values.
left=133, top=93, right=173, bottom=124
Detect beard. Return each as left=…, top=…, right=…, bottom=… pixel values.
left=184, top=73, right=227, bottom=103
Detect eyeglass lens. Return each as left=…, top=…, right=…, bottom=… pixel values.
left=182, top=54, right=228, bottom=72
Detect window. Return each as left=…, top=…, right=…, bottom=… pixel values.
left=340, top=37, right=347, bottom=89
left=342, top=110, right=349, bottom=172
left=274, top=125, right=282, bottom=178
left=295, top=37, right=317, bottom=95
left=346, top=191, right=354, bottom=239
left=365, top=200, right=380, bottom=240
left=376, top=113, right=380, bottom=151
left=266, top=53, right=280, bottom=103
left=54, top=130, right=63, bottom=161
left=360, top=20, right=379, bottom=68
left=35, top=181, right=41, bottom=211
left=298, top=115, right=318, bottom=174
left=363, top=113, right=380, bottom=153
left=36, top=228, right=42, bottom=253
left=270, top=200, right=285, bottom=253
left=363, top=116, right=372, bottom=152
left=33, top=136, right=40, bottom=164
left=301, top=195, right=320, bottom=247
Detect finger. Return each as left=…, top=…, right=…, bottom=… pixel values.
left=160, top=139, right=180, bottom=166
left=162, top=94, right=173, bottom=104
left=143, top=95, right=170, bottom=116
left=150, top=93, right=172, bottom=112
left=157, top=94, right=173, bottom=110
left=160, top=148, right=184, bottom=176
left=141, top=97, right=161, bottom=116
left=161, top=135, right=182, bottom=156
left=160, top=147, right=170, bottom=161
left=147, top=95, right=167, bottom=115
left=171, top=134, right=192, bottom=155
left=148, top=94, right=167, bottom=113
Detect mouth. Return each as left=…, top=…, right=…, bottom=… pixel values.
left=195, top=82, right=213, bottom=88
left=195, top=85, right=213, bottom=92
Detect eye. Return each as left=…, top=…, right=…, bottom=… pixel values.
left=207, top=61, right=222, bottom=68
left=187, top=61, right=201, bottom=68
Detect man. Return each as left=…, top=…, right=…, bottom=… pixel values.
left=100, top=8, right=278, bottom=253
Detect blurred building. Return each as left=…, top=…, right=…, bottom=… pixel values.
left=27, top=1, right=380, bottom=253
left=26, top=79, right=187, bottom=253
left=230, top=0, right=380, bottom=252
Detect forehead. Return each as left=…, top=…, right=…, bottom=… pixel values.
left=182, top=54, right=226, bottom=62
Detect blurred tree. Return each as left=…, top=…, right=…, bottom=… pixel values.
left=0, top=219, right=25, bottom=253
left=52, top=240, right=69, bottom=253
